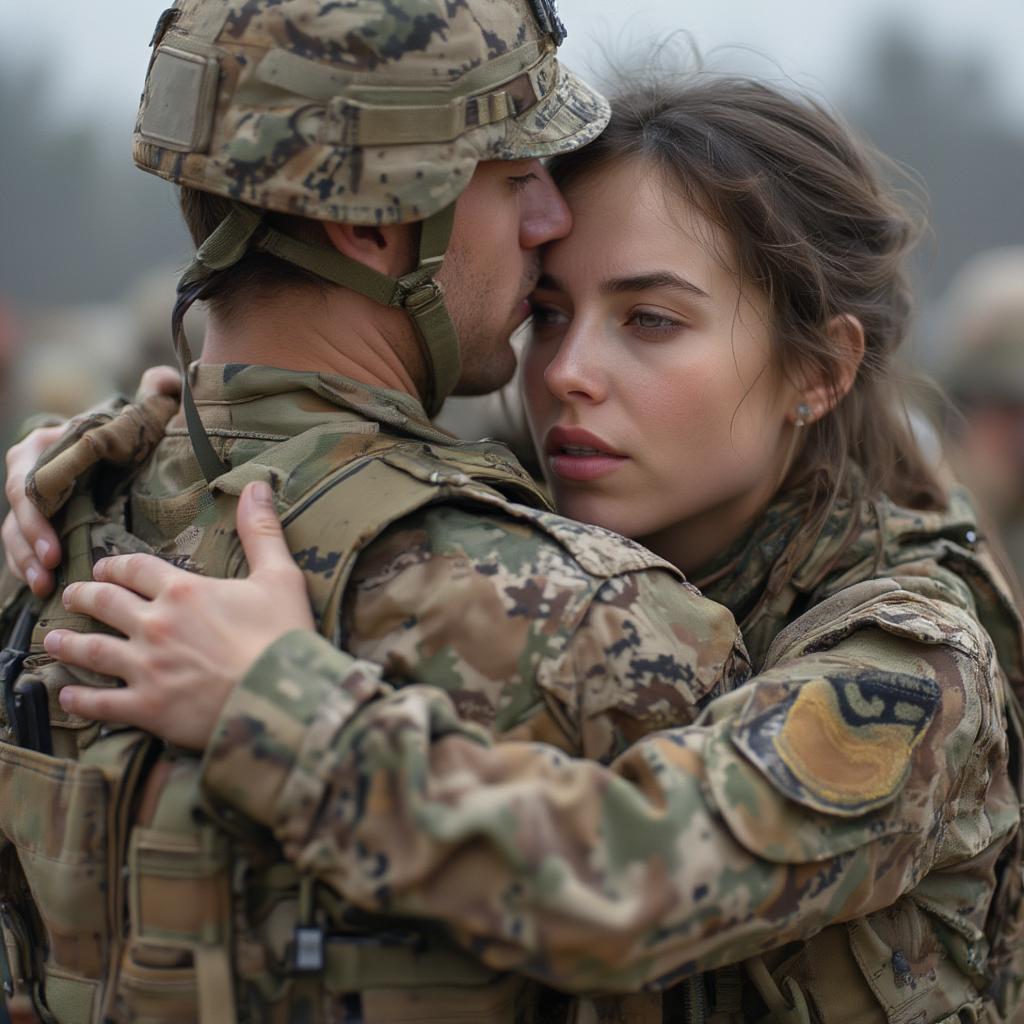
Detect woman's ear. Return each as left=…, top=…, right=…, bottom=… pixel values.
left=322, top=221, right=418, bottom=277
left=788, top=314, right=866, bottom=425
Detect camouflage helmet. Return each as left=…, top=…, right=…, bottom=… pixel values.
left=132, top=0, right=609, bottom=478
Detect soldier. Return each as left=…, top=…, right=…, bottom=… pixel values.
left=11, top=78, right=1024, bottom=1023
left=935, top=249, right=1024, bottom=584
left=0, top=2, right=748, bottom=1023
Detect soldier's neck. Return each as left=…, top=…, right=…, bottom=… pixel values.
left=199, top=289, right=427, bottom=402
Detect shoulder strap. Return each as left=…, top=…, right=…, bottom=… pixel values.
left=282, top=446, right=547, bottom=642
left=210, top=435, right=549, bottom=642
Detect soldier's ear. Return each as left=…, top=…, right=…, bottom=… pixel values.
left=323, top=221, right=418, bottom=277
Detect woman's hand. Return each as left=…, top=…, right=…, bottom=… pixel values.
left=2, top=365, right=180, bottom=597
left=46, top=481, right=315, bottom=750
left=3, top=423, right=67, bottom=594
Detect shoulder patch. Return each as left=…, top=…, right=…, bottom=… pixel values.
left=731, top=672, right=941, bottom=817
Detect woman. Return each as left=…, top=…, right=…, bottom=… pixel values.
left=6, top=78, right=1024, bottom=1021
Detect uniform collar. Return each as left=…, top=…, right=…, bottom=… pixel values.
left=186, top=363, right=456, bottom=445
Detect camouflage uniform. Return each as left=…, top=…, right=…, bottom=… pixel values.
left=2, top=1, right=690, bottom=1019
left=0, top=368, right=746, bottom=1023
left=199, top=473, right=1024, bottom=1023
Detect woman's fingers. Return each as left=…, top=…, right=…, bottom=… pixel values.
left=236, top=481, right=297, bottom=577
left=3, top=512, right=44, bottom=592
left=136, top=365, right=180, bottom=401
left=61, top=581, right=149, bottom=636
left=45, top=629, right=134, bottom=682
left=92, top=552, right=189, bottom=600
left=58, top=683, right=141, bottom=725
left=3, top=423, right=66, bottom=594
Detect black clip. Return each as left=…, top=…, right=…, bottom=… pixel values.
left=12, top=681, right=52, bottom=756
left=1, top=606, right=38, bottom=739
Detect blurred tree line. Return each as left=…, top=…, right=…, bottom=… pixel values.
left=1, top=20, right=1022, bottom=312
left=0, top=63, right=190, bottom=309
left=846, top=21, right=1024, bottom=304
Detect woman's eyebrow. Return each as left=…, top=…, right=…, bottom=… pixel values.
left=533, top=271, right=710, bottom=300
left=602, top=271, right=710, bottom=299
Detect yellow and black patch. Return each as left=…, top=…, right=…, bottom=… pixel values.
left=731, top=672, right=941, bottom=817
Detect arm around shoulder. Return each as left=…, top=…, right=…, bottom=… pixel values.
left=208, top=574, right=1009, bottom=993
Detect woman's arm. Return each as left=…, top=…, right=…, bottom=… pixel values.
left=45, top=492, right=1008, bottom=992
left=1, top=367, right=179, bottom=596
left=197, top=568, right=1006, bottom=992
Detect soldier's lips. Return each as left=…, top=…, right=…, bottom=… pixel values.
left=545, top=426, right=629, bottom=482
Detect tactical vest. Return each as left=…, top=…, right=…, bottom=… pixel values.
left=0, top=409, right=600, bottom=1024
left=3, top=408, right=1023, bottom=1024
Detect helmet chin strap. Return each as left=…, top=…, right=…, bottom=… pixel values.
left=173, top=202, right=461, bottom=484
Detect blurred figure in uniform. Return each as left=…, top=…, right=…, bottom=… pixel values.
left=937, top=247, right=1024, bottom=582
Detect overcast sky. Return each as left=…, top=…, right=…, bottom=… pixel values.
left=3, top=0, right=1023, bottom=136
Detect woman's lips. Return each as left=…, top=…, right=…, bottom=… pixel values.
left=544, top=426, right=628, bottom=482
left=548, top=452, right=628, bottom=481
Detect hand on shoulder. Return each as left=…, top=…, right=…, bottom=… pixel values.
left=47, top=481, right=315, bottom=749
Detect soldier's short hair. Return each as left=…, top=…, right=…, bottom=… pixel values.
left=177, top=187, right=331, bottom=322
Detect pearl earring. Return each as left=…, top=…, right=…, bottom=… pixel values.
left=795, top=402, right=811, bottom=428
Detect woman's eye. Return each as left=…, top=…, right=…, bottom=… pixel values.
left=628, top=310, right=682, bottom=331
left=530, top=303, right=568, bottom=328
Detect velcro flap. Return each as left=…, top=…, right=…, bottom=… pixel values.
left=140, top=45, right=219, bottom=152
left=129, top=827, right=230, bottom=948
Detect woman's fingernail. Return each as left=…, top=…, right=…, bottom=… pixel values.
left=26, top=565, right=39, bottom=588
left=36, top=540, right=52, bottom=562
left=251, top=481, right=274, bottom=506
left=62, top=583, right=77, bottom=605
left=59, top=688, right=74, bottom=712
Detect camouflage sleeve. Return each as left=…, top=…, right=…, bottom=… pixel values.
left=201, top=574, right=1012, bottom=992
left=338, top=504, right=746, bottom=759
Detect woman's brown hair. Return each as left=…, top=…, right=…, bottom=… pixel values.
left=547, top=76, right=946, bottom=515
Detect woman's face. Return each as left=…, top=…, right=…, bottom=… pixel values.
left=522, top=159, right=802, bottom=571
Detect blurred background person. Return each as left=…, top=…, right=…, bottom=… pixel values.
left=935, top=248, right=1024, bottom=582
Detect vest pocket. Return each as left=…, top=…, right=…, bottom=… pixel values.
left=116, top=954, right=199, bottom=1022
left=846, top=910, right=985, bottom=1023
left=119, top=815, right=236, bottom=1023
left=0, top=731, right=153, bottom=1024
left=0, top=739, right=112, bottom=981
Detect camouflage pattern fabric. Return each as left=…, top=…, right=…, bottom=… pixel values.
left=201, top=469, right=1024, bottom=1023
left=0, top=365, right=747, bottom=1023
left=134, top=0, right=609, bottom=225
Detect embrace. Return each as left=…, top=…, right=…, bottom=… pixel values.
left=2, top=0, right=1023, bottom=1022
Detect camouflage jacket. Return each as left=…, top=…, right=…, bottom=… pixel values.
left=203, top=467, right=1024, bottom=1023
left=0, top=365, right=746, bottom=1024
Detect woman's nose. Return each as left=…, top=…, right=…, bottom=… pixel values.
left=543, top=330, right=606, bottom=404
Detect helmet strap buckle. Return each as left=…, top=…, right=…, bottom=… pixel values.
left=398, top=277, right=445, bottom=315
